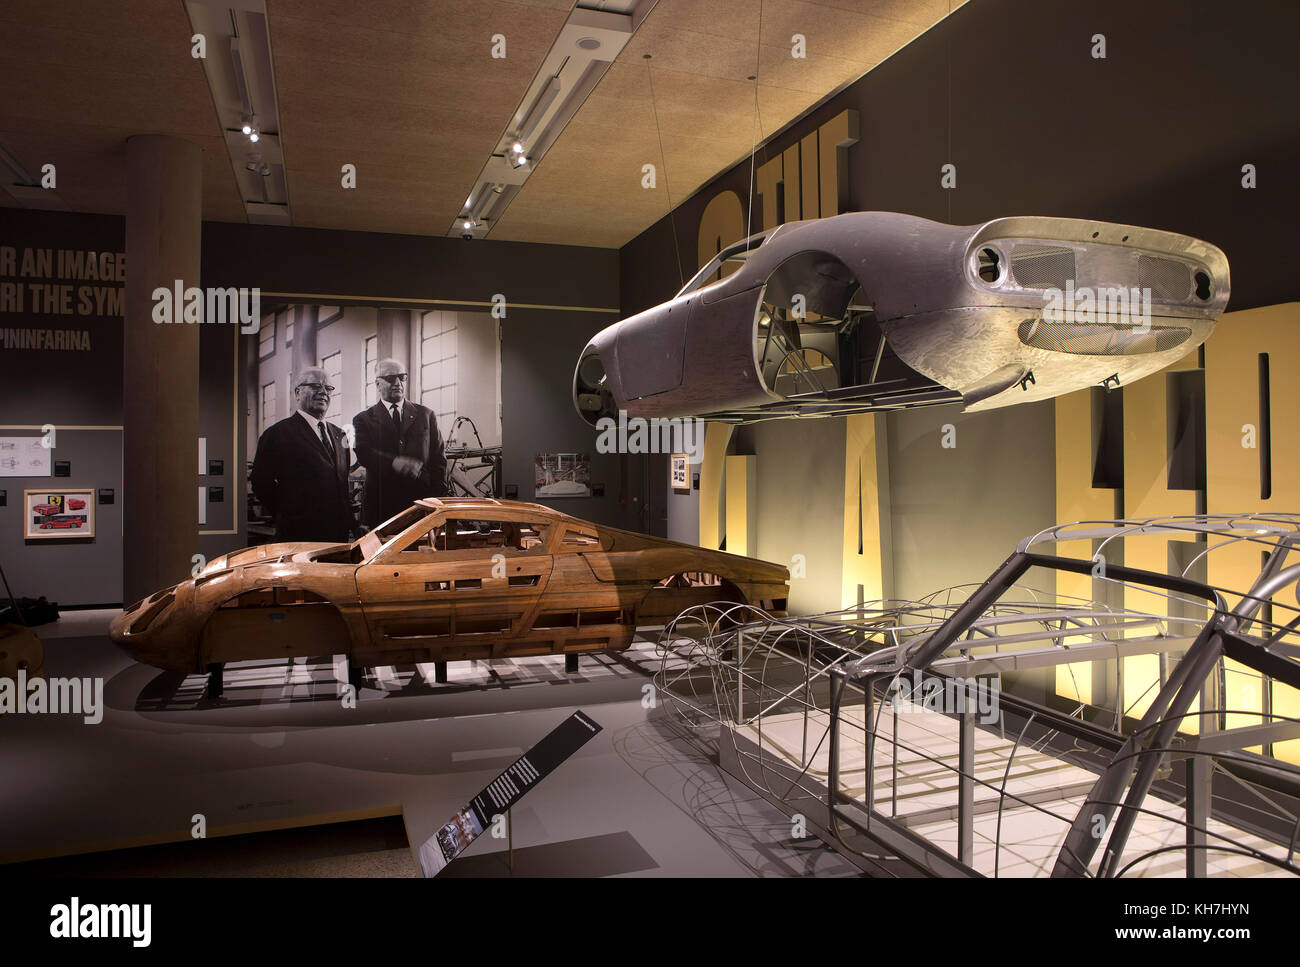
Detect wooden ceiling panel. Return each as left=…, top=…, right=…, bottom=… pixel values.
left=0, top=0, right=960, bottom=245
left=0, top=0, right=246, bottom=222
left=268, top=0, right=570, bottom=233
left=491, top=0, right=959, bottom=246
left=267, top=0, right=575, bottom=33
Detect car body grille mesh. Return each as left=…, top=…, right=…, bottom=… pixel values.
left=1010, top=245, right=1077, bottom=289
left=1138, top=254, right=1192, bottom=301
left=1018, top=320, right=1192, bottom=356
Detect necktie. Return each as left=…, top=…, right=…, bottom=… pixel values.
left=390, top=403, right=402, bottom=436
left=317, top=420, right=335, bottom=460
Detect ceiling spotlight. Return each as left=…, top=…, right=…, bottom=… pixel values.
left=241, top=121, right=252, bottom=136
left=249, top=128, right=260, bottom=143
left=462, top=219, right=475, bottom=230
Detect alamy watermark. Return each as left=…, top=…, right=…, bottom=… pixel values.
left=884, top=670, right=1000, bottom=725
left=595, top=409, right=706, bottom=458
left=0, top=670, right=103, bottom=724
left=50, top=897, right=150, bottom=947
left=151, top=280, right=260, bottom=334
left=1043, top=281, right=1152, bottom=334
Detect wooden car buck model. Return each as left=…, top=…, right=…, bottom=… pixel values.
left=111, top=498, right=788, bottom=692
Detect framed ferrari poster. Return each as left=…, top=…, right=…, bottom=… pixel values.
left=24, top=489, right=95, bottom=540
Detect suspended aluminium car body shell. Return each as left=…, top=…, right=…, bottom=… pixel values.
left=573, top=212, right=1229, bottom=423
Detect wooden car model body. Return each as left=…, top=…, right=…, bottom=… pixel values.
left=110, top=497, right=789, bottom=675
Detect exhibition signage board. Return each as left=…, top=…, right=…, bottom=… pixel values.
left=417, top=710, right=602, bottom=876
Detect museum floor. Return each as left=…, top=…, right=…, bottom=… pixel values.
left=0, top=612, right=859, bottom=877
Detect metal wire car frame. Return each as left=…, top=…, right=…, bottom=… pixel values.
left=654, top=514, right=1300, bottom=877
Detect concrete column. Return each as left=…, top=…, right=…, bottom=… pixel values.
left=377, top=308, right=412, bottom=369
left=123, top=135, right=202, bottom=604
left=290, top=303, right=319, bottom=382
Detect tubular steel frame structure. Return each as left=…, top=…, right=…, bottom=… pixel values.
left=655, top=514, right=1300, bottom=878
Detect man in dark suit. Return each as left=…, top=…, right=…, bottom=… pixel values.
left=353, top=357, right=447, bottom=529
left=251, top=366, right=356, bottom=543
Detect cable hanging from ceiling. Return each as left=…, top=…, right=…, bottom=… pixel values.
left=644, top=52, right=684, bottom=288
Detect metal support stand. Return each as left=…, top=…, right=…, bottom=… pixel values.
left=892, top=701, right=900, bottom=818
left=828, top=670, right=845, bottom=824
left=434, top=661, right=447, bottom=684
left=348, top=664, right=364, bottom=692
left=958, top=706, right=975, bottom=867
left=205, top=662, right=224, bottom=699
left=507, top=807, right=514, bottom=873
left=862, top=674, right=878, bottom=813
left=734, top=629, right=744, bottom=724
left=564, top=653, right=579, bottom=674
left=1185, top=754, right=1211, bottom=877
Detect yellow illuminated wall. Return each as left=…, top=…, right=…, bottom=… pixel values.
left=1205, top=303, right=1300, bottom=763
left=1051, top=304, right=1300, bottom=764
left=698, top=423, right=733, bottom=552
left=841, top=413, right=892, bottom=609
left=697, top=191, right=745, bottom=283
left=725, top=455, right=757, bottom=557
left=1054, top=387, right=1121, bottom=704
left=1121, top=350, right=1201, bottom=726
left=755, top=110, right=859, bottom=230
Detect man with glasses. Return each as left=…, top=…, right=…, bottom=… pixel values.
left=353, top=357, right=447, bottom=530
left=250, top=365, right=357, bottom=542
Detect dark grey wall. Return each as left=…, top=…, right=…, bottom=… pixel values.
left=502, top=308, right=638, bottom=530
left=0, top=430, right=123, bottom=605
left=1, top=211, right=127, bottom=604
left=885, top=401, right=1057, bottom=601
left=734, top=418, right=848, bottom=614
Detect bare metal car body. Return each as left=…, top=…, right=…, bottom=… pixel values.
left=573, top=212, right=1229, bottom=423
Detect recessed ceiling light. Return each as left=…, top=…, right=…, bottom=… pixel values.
left=577, top=36, right=601, bottom=51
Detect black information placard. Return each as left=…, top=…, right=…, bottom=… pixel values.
left=417, top=710, right=602, bottom=876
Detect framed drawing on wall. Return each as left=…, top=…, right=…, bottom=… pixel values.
left=670, top=453, right=690, bottom=493
left=24, top=489, right=95, bottom=540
